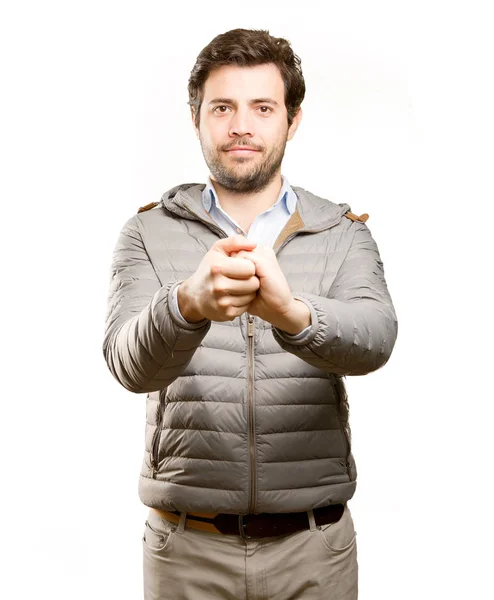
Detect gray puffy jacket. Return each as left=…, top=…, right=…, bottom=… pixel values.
left=103, top=182, right=398, bottom=515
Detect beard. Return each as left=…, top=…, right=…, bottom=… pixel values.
left=199, top=135, right=288, bottom=194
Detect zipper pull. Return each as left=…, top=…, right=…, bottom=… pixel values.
left=248, top=315, right=254, bottom=337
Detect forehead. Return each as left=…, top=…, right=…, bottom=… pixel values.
left=203, top=63, right=285, bottom=103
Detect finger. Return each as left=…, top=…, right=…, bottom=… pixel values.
left=237, top=251, right=270, bottom=278
left=256, top=246, right=275, bottom=259
left=213, top=257, right=257, bottom=279
left=234, top=249, right=256, bottom=261
left=219, top=292, right=257, bottom=308
left=213, top=235, right=257, bottom=255
left=234, top=250, right=261, bottom=269
left=214, top=274, right=260, bottom=296
left=236, top=248, right=272, bottom=260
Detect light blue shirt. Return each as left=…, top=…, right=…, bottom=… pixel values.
left=172, top=174, right=310, bottom=339
left=203, top=173, right=297, bottom=247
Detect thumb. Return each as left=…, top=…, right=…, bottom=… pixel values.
left=213, top=234, right=257, bottom=256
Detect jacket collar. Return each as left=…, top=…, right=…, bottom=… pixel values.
left=160, top=182, right=351, bottom=248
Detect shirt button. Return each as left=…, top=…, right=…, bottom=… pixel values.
left=236, top=227, right=242, bottom=234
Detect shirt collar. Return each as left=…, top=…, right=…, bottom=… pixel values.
left=202, top=174, right=297, bottom=215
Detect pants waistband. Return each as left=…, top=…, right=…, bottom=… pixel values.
left=152, top=503, right=345, bottom=539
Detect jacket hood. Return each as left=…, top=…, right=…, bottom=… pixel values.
left=160, top=182, right=351, bottom=233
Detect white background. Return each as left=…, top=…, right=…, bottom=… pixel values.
left=1, top=1, right=493, bottom=598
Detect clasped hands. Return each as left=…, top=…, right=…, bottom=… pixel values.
left=216, top=236, right=311, bottom=335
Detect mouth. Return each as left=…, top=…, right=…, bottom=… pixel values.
left=226, top=148, right=260, bottom=155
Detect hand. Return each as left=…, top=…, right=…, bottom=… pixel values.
left=178, top=235, right=261, bottom=322
left=231, top=246, right=311, bottom=333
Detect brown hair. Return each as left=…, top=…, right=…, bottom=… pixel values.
left=187, top=28, right=305, bottom=129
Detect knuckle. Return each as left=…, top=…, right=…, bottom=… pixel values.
left=213, top=283, right=226, bottom=296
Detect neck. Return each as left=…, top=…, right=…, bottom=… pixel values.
left=209, top=173, right=283, bottom=231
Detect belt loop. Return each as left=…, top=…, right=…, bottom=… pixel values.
left=307, top=509, right=317, bottom=532
left=177, top=511, right=187, bottom=534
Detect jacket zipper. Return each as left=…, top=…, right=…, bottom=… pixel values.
left=247, top=314, right=256, bottom=513
left=181, top=203, right=260, bottom=509
left=149, top=393, right=165, bottom=478
left=330, top=376, right=352, bottom=479
left=177, top=203, right=347, bottom=500
left=341, top=426, right=352, bottom=479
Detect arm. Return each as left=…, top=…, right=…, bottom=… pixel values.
left=271, top=222, right=398, bottom=376
left=102, top=215, right=211, bottom=394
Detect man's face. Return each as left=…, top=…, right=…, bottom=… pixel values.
left=193, top=63, right=302, bottom=194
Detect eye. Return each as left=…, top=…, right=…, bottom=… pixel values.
left=258, top=106, right=273, bottom=114
left=213, top=105, right=230, bottom=114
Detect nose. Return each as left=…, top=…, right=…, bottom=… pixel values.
left=228, top=107, right=254, bottom=138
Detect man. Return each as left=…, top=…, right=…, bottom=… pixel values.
left=103, top=27, right=398, bottom=599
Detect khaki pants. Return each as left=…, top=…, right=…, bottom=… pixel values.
left=142, top=503, right=358, bottom=599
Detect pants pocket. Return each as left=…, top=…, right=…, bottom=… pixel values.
left=142, top=510, right=176, bottom=554
left=316, top=504, right=357, bottom=554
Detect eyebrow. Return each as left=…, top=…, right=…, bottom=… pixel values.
left=208, top=97, right=280, bottom=107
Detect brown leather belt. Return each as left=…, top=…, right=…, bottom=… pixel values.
left=152, top=503, right=345, bottom=539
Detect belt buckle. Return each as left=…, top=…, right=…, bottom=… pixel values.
left=238, top=514, right=254, bottom=539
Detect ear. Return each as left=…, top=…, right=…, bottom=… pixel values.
left=190, top=107, right=200, bottom=139
left=287, top=107, right=303, bottom=141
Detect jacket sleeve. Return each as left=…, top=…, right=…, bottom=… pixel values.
left=271, top=221, right=398, bottom=376
left=102, top=214, right=211, bottom=394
